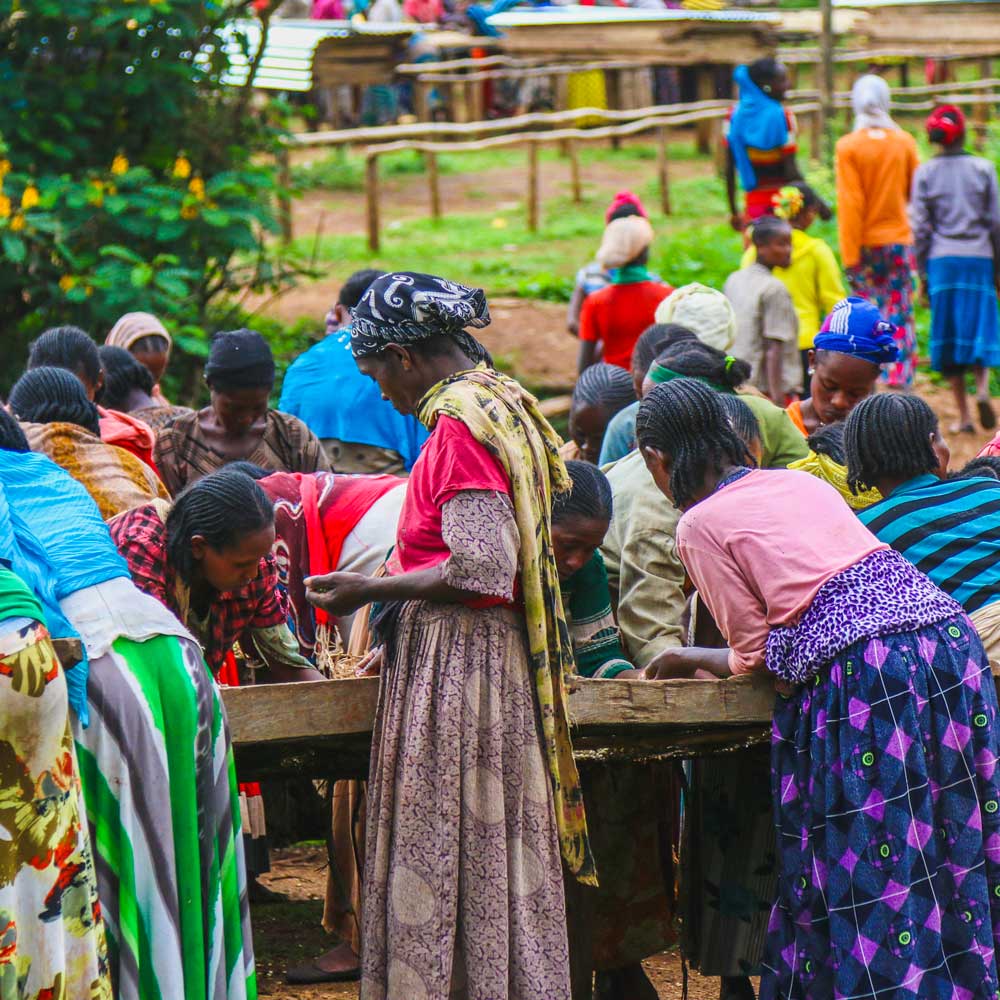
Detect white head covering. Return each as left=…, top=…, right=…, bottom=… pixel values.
left=654, top=282, right=736, bottom=353
left=852, top=74, right=897, bottom=132
left=596, top=216, right=654, bottom=270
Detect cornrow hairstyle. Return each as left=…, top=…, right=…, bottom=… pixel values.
left=553, top=459, right=613, bottom=525
left=748, top=57, right=783, bottom=89
left=656, top=340, right=752, bottom=390
left=130, top=334, right=170, bottom=356
left=635, top=379, right=752, bottom=510
left=0, top=408, right=30, bottom=453
left=844, top=394, right=939, bottom=495
left=951, top=456, right=1000, bottom=482
left=9, top=367, right=101, bottom=436
left=166, top=468, right=275, bottom=586
left=28, top=326, right=102, bottom=387
left=807, top=422, right=847, bottom=465
left=572, top=362, right=636, bottom=416
left=718, top=393, right=760, bottom=450
left=750, top=214, right=791, bottom=248
left=338, top=269, right=385, bottom=310
left=225, top=461, right=271, bottom=481
left=98, top=345, right=155, bottom=411
left=631, top=323, right=697, bottom=378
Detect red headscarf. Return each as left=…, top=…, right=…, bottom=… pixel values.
left=926, top=104, right=965, bottom=145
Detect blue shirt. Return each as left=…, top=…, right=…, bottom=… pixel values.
left=599, top=401, right=639, bottom=466
left=858, top=473, right=1000, bottom=614
left=278, top=329, right=428, bottom=471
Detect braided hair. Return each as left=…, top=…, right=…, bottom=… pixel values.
left=572, top=362, right=636, bottom=416
left=9, top=367, right=101, bottom=435
left=553, top=459, right=613, bottom=525
left=0, top=408, right=30, bottom=453
left=635, top=379, right=752, bottom=509
left=844, top=394, right=939, bottom=494
left=98, top=345, right=155, bottom=410
left=950, top=456, right=1000, bottom=482
left=750, top=214, right=791, bottom=248
left=224, top=461, right=271, bottom=481
left=807, top=422, right=847, bottom=465
left=166, top=468, right=274, bottom=585
left=631, top=323, right=697, bottom=380
left=655, top=340, right=752, bottom=390
left=718, top=393, right=760, bottom=449
left=28, top=326, right=102, bottom=391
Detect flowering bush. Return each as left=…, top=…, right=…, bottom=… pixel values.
left=0, top=0, right=299, bottom=389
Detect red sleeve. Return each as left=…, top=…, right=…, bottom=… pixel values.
left=107, top=507, right=172, bottom=610
left=249, top=553, right=288, bottom=630
left=426, top=416, right=511, bottom=507
left=578, top=292, right=600, bottom=344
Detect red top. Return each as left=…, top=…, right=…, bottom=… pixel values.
left=98, top=406, right=158, bottom=474
left=578, top=280, right=673, bottom=370
left=390, top=415, right=512, bottom=606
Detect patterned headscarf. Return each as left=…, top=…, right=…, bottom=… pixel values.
left=106, top=312, right=172, bottom=352
left=815, top=297, right=898, bottom=365
left=351, top=272, right=492, bottom=364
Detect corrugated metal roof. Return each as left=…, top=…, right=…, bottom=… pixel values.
left=833, top=0, right=994, bottom=7
left=487, top=4, right=780, bottom=27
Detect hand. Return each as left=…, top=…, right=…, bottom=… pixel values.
left=644, top=647, right=709, bottom=681
left=305, top=572, right=373, bottom=617
left=729, top=213, right=746, bottom=233
left=355, top=646, right=384, bottom=677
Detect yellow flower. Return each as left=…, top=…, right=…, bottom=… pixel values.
left=0, top=195, right=11, bottom=219
left=180, top=203, right=199, bottom=220
left=111, top=154, right=129, bottom=176
left=188, top=175, right=205, bottom=200
left=0, top=160, right=11, bottom=181
left=20, top=185, right=38, bottom=210
left=59, top=275, right=76, bottom=293
left=9, top=213, right=24, bottom=232
left=172, top=155, right=192, bottom=180
left=125, top=18, right=139, bottom=29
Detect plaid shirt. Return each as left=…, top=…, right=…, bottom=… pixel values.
left=108, top=503, right=286, bottom=674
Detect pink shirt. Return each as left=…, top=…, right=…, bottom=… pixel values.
left=676, top=469, right=886, bottom=675
left=391, top=414, right=510, bottom=577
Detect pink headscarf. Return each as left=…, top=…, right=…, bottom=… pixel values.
left=604, top=190, right=648, bottom=224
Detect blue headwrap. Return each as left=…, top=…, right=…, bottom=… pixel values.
left=728, top=64, right=789, bottom=193
left=814, top=297, right=900, bottom=366
left=0, top=450, right=130, bottom=724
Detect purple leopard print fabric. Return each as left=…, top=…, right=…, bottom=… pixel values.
left=765, top=548, right=963, bottom=684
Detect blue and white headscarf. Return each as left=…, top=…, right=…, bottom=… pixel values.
left=815, top=296, right=899, bottom=366
left=351, top=271, right=492, bottom=364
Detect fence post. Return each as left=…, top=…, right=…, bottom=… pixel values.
left=365, top=153, right=380, bottom=253
left=657, top=126, right=671, bottom=216
left=428, top=150, right=442, bottom=220
left=975, top=58, right=993, bottom=151
left=527, top=140, right=540, bottom=232
left=277, top=145, right=293, bottom=244
left=567, top=138, right=582, bottom=203
left=811, top=107, right=823, bottom=163
left=695, top=69, right=714, bottom=154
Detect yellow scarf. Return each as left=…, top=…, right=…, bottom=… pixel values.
left=418, top=367, right=597, bottom=885
left=788, top=451, right=882, bottom=511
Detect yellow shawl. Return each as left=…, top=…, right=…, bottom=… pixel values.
left=418, top=367, right=596, bottom=884
left=788, top=450, right=882, bottom=511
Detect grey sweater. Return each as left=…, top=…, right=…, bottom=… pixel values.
left=910, top=152, right=1000, bottom=275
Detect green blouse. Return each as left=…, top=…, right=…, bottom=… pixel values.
left=560, top=550, right=633, bottom=679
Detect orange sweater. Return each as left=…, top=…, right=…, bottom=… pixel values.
left=834, top=127, right=920, bottom=268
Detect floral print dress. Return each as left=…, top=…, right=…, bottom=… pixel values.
left=0, top=590, right=112, bottom=1000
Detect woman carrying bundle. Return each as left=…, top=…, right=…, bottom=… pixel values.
left=305, top=271, right=590, bottom=999
left=638, top=377, right=1000, bottom=999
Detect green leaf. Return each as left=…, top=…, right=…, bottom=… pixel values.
left=130, top=264, right=153, bottom=288
left=1, top=233, right=26, bottom=264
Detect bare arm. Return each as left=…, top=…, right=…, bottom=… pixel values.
left=644, top=645, right=732, bottom=680
left=577, top=339, right=599, bottom=375
left=726, top=147, right=742, bottom=230
left=764, top=339, right=785, bottom=403
left=566, top=283, right=586, bottom=337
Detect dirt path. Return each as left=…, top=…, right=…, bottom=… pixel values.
left=254, top=846, right=725, bottom=1000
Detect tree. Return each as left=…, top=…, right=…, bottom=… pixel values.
left=0, top=0, right=297, bottom=389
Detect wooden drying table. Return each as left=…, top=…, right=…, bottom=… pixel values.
left=223, top=674, right=775, bottom=781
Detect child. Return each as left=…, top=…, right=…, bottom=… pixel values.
left=561, top=362, right=636, bottom=464
left=742, top=182, right=846, bottom=390
left=724, top=216, right=801, bottom=403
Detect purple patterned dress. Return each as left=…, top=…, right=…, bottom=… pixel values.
left=760, top=548, right=1000, bottom=999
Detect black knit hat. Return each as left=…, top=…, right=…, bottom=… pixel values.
left=204, top=329, right=275, bottom=390
left=9, top=366, right=101, bottom=436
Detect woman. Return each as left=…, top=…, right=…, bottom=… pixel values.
left=785, top=297, right=898, bottom=438
left=0, top=506, right=112, bottom=999
left=847, top=393, right=1000, bottom=670
left=788, top=422, right=882, bottom=510
left=105, top=311, right=176, bottom=405
left=0, top=419, right=255, bottom=1000
left=154, top=328, right=330, bottom=496
left=562, top=362, right=636, bottom=464
left=835, top=75, right=920, bottom=389
left=305, top=271, right=590, bottom=999
left=726, top=58, right=802, bottom=230
left=99, top=345, right=192, bottom=433
left=638, top=378, right=1000, bottom=999
left=911, top=104, right=1000, bottom=432
left=9, top=366, right=169, bottom=519
left=742, top=182, right=846, bottom=389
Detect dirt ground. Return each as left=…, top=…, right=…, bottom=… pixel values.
left=253, top=846, right=726, bottom=1000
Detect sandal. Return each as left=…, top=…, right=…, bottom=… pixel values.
left=949, top=422, right=976, bottom=435
left=978, top=397, right=997, bottom=430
